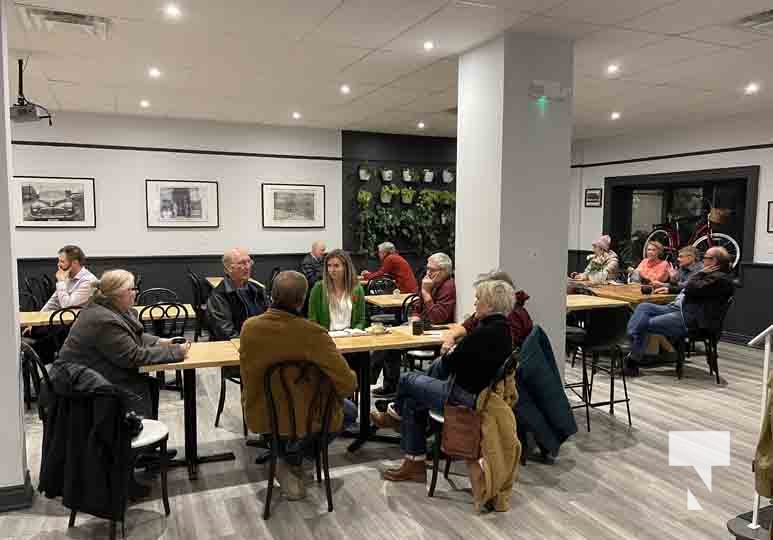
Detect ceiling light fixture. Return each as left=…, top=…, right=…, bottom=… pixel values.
left=745, top=82, right=760, bottom=95
left=340, top=84, right=351, bottom=95
left=292, top=111, right=302, bottom=120
left=164, top=4, right=182, bottom=19
left=423, top=41, right=435, bottom=51
left=417, top=121, right=426, bottom=129
left=148, top=67, right=162, bottom=78
left=140, top=100, right=150, bottom=108
left=606, top=63, right=620, bottom=75
left=610, top=111, right=621, bottom=120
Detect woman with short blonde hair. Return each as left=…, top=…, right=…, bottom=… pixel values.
left=630, top=240, right=671, bottom=284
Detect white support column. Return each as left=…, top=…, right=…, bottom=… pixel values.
left=0, top=0, right=31, bottom=510
left=456, top=31, right=573, bottom=374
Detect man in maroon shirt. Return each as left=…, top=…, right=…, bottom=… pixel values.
left=360, top=242, right=418, bottom=293
left=372, top=253, right=455, bottom=397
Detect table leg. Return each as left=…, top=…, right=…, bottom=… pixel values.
left=169, top=368, right=235, bottom=479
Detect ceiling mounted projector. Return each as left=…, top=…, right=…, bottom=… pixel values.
left=10, top=59, right=52, bottom=126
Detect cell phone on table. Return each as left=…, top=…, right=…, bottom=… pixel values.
left=170, top=337, right=187, bottom=344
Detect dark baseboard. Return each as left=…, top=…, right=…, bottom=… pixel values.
left=0, top=470, right=33, bottom=512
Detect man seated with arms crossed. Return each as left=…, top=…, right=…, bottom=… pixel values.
left=625, top=246, right=734, bottom=375
left=651, top=245, right=703, bottom=293
left=300, top=240, right=326, bottom=289
left=360, top=241, right=418, bottom=294
left=239, top=271, right=357, bottom=501
left=42, top=244, right=97, bottom=311
left=371, top=253, right=455, bottom=398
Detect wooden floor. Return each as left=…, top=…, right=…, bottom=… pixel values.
left=6, top=343, right=767, bottom=539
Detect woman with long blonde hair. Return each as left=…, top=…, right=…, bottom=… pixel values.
left=308, top=249, right=366, bottom=331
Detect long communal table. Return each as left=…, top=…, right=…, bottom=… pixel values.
left=142, top=326, right=444, bottom=479
left=19, top=304, right=196, bottom=327
left=586, top=283, right=677, bottom=306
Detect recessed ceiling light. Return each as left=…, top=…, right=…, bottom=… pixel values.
left=164, top=3, right=181, bottom=19
left=148, top=67, right=162, bottom=78
left=340, top=84, right=351, bottom=95
left=140, top=100, right=150, bottom=108
left=610, top=111, right=621, bottom=120
left=292, top=111, right=302, bottom=120
left=606, top=63, right=620, bottom=75
left=417, top=121, right=426, bottom=129
left=744, top=82, right=760, bottom=95
left=423, top=41, right=434, bottom=51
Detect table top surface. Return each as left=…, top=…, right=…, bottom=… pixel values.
left=566, top=294, right=631, bottom=312
left=20, top=303, right=195, bottom=327
left=206, top=277, right=265, bottom=289
left=365, top=293, right=414, bottom=308
left=588, top=283, right=677, bottom=305
left=140, top=340, right=240, bottom=372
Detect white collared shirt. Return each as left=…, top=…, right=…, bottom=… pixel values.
left=329, top=295, right=352, bottom=331
left=42, top=267, right=98, bottom=311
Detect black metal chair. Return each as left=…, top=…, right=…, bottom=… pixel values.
left=428, top=349, right=518, bottom=498
left=366, top=276, right=396, bottom=296
left=400, top=294, right=437, bottom=371
left=138, top=302, right=188, bottom=398
left=262, top=361, right=337, bottom=519
left=41, top=274, right=55, bottom=298
left=47, top=308, right=80, bottom=358
left=266, top=266, right=281, bottom=302
left=676, top=296, right=735, bottom=385
left=187, top=271, right=211, bottom=342
left=19, top=291, right=41, bottom=311
left=136, top=287, right=178, bottom=305
left=20, top=341, right=53, bottom=421
left=367, top=276, right=399, bottom=325
left=24, top=276, right=48, bottom=309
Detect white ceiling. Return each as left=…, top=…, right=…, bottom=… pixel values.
left=8, top=0, right=773, bottom=140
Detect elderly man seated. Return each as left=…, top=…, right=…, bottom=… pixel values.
left=240, top=271, right=357, bottom=501
left=652, top=245, right=703, bottom=293
left=626, top=246, right=734, bottom=374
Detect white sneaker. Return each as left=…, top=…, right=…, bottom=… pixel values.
left=275, top=461, right=306, bottom=501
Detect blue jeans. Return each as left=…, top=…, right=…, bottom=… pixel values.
left=393, top=372, right=475, bottom=456
left=282, top=399, right=357, bottom=466
left=627, top=303, right=687, bottom=358
left=427, top=356, right=451, bottom=380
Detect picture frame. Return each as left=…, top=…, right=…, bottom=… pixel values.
left=145, top=179, right=220, bottom=228
left=261, top=183, right=325, bottom=229
left=768, top=201, right=773, bottom=233
left=12, top=176, right=96, bottom=228
left=585, top=188, right=603, bottom=208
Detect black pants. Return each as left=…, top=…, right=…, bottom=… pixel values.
left=370, top=350, right=401, bottom=391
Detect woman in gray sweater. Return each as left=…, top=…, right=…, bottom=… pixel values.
left=57, top=269, right=188, bottom=418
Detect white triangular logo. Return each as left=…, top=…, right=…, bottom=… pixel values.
left=687, top=489, right=702, bottom=510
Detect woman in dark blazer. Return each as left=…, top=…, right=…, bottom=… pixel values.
left=57, top=269, right=188, bottom=418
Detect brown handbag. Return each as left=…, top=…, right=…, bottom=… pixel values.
left=441, top=386, right=494, bottom=460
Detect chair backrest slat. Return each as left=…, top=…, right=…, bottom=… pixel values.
left=136, top=287, right=178, bottom=305
left=137, top=301, right=188, bottom=338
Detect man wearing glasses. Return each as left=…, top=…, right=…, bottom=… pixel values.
left=625, top=246, right=735, bottom=375
left=207, top=248, right=267, bottom=341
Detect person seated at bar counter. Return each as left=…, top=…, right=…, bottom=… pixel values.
left=652, top=245, right=703, bottom=294
left=370, top=279, right=514, bottom=483
left=571, top=235, right=620, bottom=283
left=629, top=240, right=671, bottom=284
left=360, top=241, right=418, bottom=293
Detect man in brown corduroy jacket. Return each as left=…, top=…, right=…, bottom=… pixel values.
left=240, top=270, right=357, bottom=501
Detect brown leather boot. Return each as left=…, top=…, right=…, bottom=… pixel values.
left=383, top=459, right=427, bottom=483
left=370, top=410, right=400, bottom=432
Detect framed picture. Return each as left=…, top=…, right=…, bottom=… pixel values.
left=768, top=201, right=773, bottom=233
left=145, top=179, right=219, bottom=228
left=261, top=183, right=325, bottom=229
left=585, top=188, right=603, bottom=208
left=12, top=176, right=96, bottom=228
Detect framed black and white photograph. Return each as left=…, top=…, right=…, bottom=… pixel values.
left=12, top=176, right=96, bottom=228
left=261, top=183, right=325, bottom=229
left=145, top=179, right=219, bottom=228
left=585, top=188, right=603, bottom=208
left=768, top=201, right=773, bottom=233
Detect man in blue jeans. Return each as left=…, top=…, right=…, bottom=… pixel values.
left=626, top=246, right=735, bottom=374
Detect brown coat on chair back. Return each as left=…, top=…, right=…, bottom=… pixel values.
left=239, top=308, right=357, bottom=437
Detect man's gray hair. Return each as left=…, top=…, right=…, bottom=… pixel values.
left=271, top=270, right=308, bottom=310
left=378, top=242, right=396, bottom=254
left=475, top=279, right=515, bottom=315
left=474, top=269, right=514, bottom=288
left=428, top=252, right=453, bottom=273
left=707, top=246, right=731, bottom=270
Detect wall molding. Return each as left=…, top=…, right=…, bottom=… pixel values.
left=572, top=142, right=773, bottom=169
left=0, top=470, right=33, bottom=512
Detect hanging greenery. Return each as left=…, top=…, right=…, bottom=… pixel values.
left=400, top=186, right=416, bottom=204
left=380, top=184, right=400, bottom=204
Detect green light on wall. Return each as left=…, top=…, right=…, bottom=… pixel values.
left=536, top=95, right=548, bottom=115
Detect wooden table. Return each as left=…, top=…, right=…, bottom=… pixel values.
left=566, top=295, right=630, bottom=312
left=146, top=326, right=443, bottom=478
left=206, top=277, right=264, bottom=289
left=365, top=293, right=414, bottom=309
left=19, top=304, right=196, bottom=327
left=588, top=283, right=677, bottom=305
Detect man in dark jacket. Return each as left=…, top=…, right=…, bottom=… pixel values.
left=207, top=248, right=267, bottom=341
left=652, top=245, right=703, bottom=293
left=300, top=241, right=326, bottom=288
left=627, top=246, right=734, bottom=367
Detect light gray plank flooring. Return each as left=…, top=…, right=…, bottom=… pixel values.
left=5, top=342, right=767, bottom=539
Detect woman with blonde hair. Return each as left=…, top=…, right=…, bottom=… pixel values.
left=630, top=240, right=671, bottom=284
left=57, top=269, right=188, bottom=419
left=308, top=249, right=366, bottom=331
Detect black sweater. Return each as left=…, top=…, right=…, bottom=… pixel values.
left=445, top=314, right=513, bottom=395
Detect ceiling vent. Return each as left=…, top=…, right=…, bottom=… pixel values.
left=734, top=9, right=773, bottom=31
left=16, top=4, right=111, bottom=40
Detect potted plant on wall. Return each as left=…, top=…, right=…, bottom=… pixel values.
left=357, top=164, right=374, bottom=182
left=400, top=186, right=416, bottom=204
left=380, top=184, right=400, bottom=204
left=357, top=189, right=373, bottom=209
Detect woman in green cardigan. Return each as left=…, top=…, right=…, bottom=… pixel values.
left=308, top=249, right=367, bottom=331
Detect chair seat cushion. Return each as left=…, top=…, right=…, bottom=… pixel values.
left=132, top=419, right=169, bottom=449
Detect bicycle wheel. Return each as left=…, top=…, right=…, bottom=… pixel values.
left=643, top=229, right=674, bottom=260
left=692, top=232, right=741, bottom=269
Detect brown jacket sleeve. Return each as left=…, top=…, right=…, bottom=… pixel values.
left=308, top=327, right=357, bottom=397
